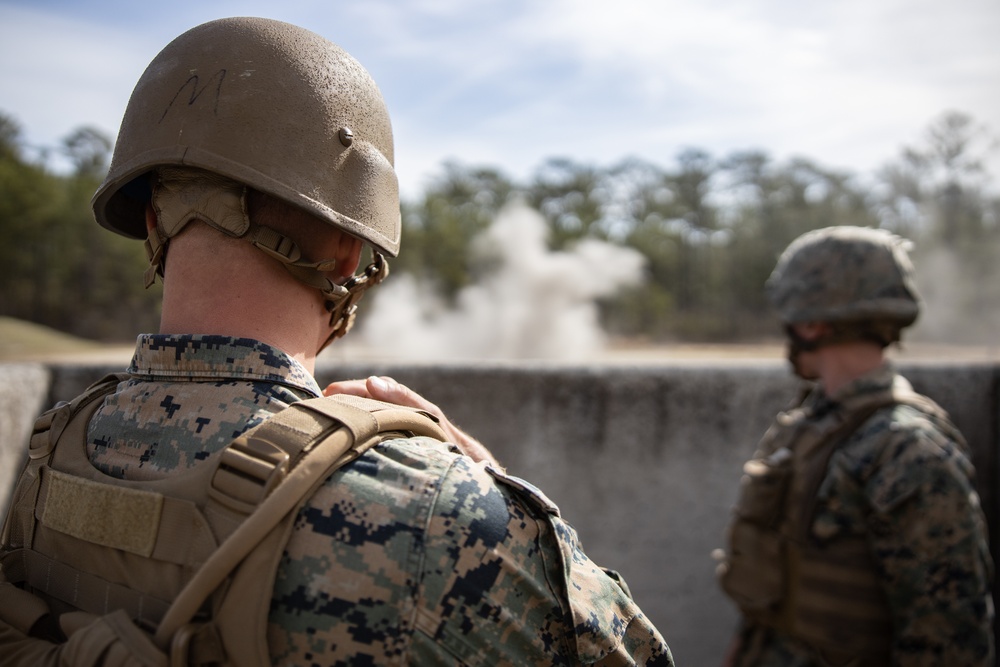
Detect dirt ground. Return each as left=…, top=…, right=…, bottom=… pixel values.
left=8, top=341, right=1000, bottom=367
left=3, top=314, right=997, bottom=366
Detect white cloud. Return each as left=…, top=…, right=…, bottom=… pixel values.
left=1, top=0, right=997, bottom=195
left=0, top=7, right=145, bottom=158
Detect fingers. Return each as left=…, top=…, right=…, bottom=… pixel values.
left=324, top=376, right=429, bottom=408
left=367, top=376, right=419, bottom=407
left=322, top=379, right=371, bottom=397
left=323, top=376, right=502, bottom=469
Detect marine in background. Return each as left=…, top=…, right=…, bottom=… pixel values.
left=715, top=226, right=994, bottom=666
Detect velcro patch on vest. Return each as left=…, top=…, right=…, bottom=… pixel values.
left=40, top=469, right=164, bottom=557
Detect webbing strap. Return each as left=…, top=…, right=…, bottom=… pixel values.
left=250, top=225, right=342, bottom=296
left=793, top=386, right=958, bottom=537
left=5, top=384, right=447, bottom=664
left=204, top=396, right=359, bottom=516
left=0, top=580, right=50, bottom=634
left=154, top=395, right=445, bottom=650
left=3, top=549, right=171, bottom=625
left=793, top=540, right=890, bottom=618
left=793, top=400, right=890, bottom=538
left=155, top=426, right=357, bottom=646
left=787, top=540, right=893, bottom=660
left=204, top=394, right=432, bottom=516
left=298, top=395, right=379, bottom=442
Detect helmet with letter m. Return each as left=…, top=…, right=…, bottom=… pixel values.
left=91, top=16, right=399, bottom=341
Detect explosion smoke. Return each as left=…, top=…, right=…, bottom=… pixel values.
left=909, top=244, right=1000, bottom=347
left=338, top=201, right=645, bottom=361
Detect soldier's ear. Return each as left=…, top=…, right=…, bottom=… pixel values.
left=337, top=235, right=363, bottom=278
left=792, top=321, right=830, bottom=342
left=145, top=202, right=158, bottom=236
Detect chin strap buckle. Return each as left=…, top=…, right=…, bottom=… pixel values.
left=324, top=252, right=390, bottom=344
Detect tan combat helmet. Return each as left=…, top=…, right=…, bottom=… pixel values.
left=91, top=16, right=399, bottom=340
left=765, top=226, right=921, bottom=342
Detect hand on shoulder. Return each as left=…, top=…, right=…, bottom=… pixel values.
left=324, top=376, right=502, bottom=469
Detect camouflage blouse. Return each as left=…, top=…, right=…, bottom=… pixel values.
left=735, top=365, right=994, bottom=667
left=87, top=334, right=674, bottom=666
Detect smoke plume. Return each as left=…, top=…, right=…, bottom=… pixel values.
left=336, top=201, right=645, bottom=361
left=909, top=244, right=1000, bottom=347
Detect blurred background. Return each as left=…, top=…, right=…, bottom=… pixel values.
left=1, top=0, right=998, bottom=363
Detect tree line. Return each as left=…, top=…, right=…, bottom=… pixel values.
left=1, top=110, right=997, bottom=344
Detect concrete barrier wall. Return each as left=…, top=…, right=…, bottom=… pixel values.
left=2, top=360, right=997, bottom=666
left=0, top=363, right=49, bottom=516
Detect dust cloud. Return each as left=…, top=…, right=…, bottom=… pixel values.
left=337, top=201, right=645, bottom=361
left=327, top=212, right=1000, bottom=364
left=909, top=244, right=1000, bottom=348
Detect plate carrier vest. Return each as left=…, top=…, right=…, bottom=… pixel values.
left=717, top=377, right=967, bottom=666
left=0, top=374, right=447, bottom=666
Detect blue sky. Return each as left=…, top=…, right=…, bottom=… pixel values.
left=2, top=0, right=998, bottom=199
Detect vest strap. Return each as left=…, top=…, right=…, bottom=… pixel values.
left=154, top=395, right=445, bottom=650
left=2, top=378, right=447, bottom=667
left=3, top=549, right=171, bottom=625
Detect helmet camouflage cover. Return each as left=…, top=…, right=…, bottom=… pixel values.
left=765, top=226, right=921, bottom=328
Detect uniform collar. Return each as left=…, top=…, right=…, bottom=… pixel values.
left=805, top=363, right=898, bottom=418
left=127, top=333, right=323, bottom=397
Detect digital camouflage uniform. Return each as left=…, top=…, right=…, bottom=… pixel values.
left=727, top=364, right=993, bottom=667
left=2, top=16, right=671, bottom=666
left=718, top=225, right=995, bottom=666
left=86, top=333, right=674, bottom=666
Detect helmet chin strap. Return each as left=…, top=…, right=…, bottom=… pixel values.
left=783, top=321, right=900, bottom=381
left=244, top=224, right=389, bottom=345
left=784, top=326, right=821, bottom=381
left=144, top=170, right=390, bottom=348
left=319, top=252, right=389, bottom=349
